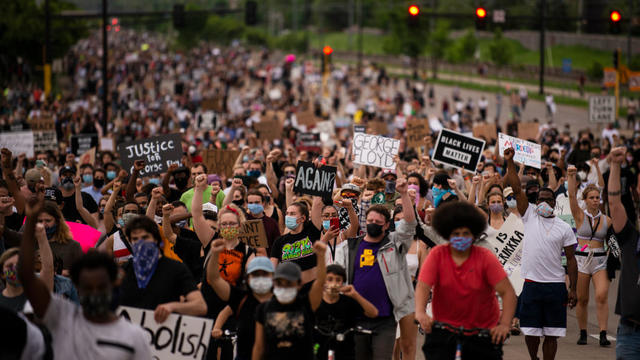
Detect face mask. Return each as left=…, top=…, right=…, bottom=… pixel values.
left=148, top=178, right=160, bottom=185
left=118, top=218, right=125, bottom=227
left=273, top=286, right=298, bottom=304
left=3, top=264, right=20, bottom=287
left=132, top=240, right=160, bottom=289
left=175, top=219, right=187, bottom=228
left=536, top=202, right=554, bottom=218
left=578, top=171, right=587, bottom=181
left=248, top=203, right=264, bottom=215
left=489, top=203, right=503, bottom=213
left=248, top=170, right=261, bottom=178
left=174, top=177, right=189, bottom=189
left=82, top=174, right=93, bottom=184
left=384, top=180, right=396, bottom=194
left=450, top=236, right=473, bottom=251
left=220, top=227, right=240, bottom=240
left=506, top=199, right=517, bottom=208
left=62, top=177, right=74, bottom=190
left=79, top=292, right=113, bottom=318
left=242, top=155, right=250, bottom=162
left=232, top=199, right=245, bottom=207
left=45, top=224, right=57, bottom=239
left=322, top=220, right=331, bottom=230
left=249, top=276, right=273, bottom=295
left=366, top=223, right=384, bottom=237
left=265, top=195, right=271, bottom=203
left=285, top=216, right=299, bottom=230
left=394, top=220, right=403, bottom=230
left=93, top=178, right=104, bottom=188
left=106, top=171, right=116, bottom=180
left=564, top=181, right=569, bottom=190
left=122, top=213, right=138, bottom=227
left=432, top=187, right=453, bottom=208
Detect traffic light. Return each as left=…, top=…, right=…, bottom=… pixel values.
left=408, top=5, right=420, bottom=16
left=407, top=5, right=420, bottom=28
left=610, top=10, right=621, bottom=34
left=613, top=48, right=620, bottom=69
left=475, top=7, right=487, bottom=30
left=245, top=1, right=257, bottom=25
left=173, top=4, right=185, bottom=29
left=322, top=46, right=333, bottom=74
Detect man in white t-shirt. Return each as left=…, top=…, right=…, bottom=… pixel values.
left=504, top=147, right=577, bottom=360
left=19, top=196, right=151, bottom=360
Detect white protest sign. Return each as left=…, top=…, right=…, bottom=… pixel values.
left=0, top=131, right=34, bottom=158
left=33, top=130, right=58, bottom=153
left=498, top=133, right=542, bottom=169
left=483, top=214, right=525, bottom=294
left=352, top=133, right=400, bottom=170
left=118, top=306, right=213, bottom=360
left=589, top=96, right=616, bottom=123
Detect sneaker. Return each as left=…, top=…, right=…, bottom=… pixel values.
left=600, top=331, right=611, bottom=347
left=577, top=330, right=587, bottom=345
left=510, top=318, right=521, bottom=336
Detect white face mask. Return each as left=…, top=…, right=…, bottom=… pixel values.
left=273, top=286, right=298, bottom=304
left=506, top=199, right=517, bottom=208
left=248, top=276, right=273, bottom=295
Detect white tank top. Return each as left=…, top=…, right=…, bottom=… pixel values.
left=406, top=253, right=419, bottom=278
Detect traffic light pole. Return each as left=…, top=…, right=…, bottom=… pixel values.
left=539, top=0, right=545, bottom=96
left=102, top=0, right=108, bottom=131
left=44, top=0, right=52, bottom=97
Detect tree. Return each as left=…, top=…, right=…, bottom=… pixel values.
left=176, top=3, right=210, bottom=48
left=428, top=21, right=452, bottom=79
left=445, top=29, right=477, bottom=64
left=381, top=5, right=430, bottom=78
left=488, top=28, right=514, bottom=86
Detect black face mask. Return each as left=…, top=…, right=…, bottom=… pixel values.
left=93, top=178, right=105, bottom=188
left=367, top=223, right=384, bottom=237
left=174, top=177, right=189, bottom=189
left=265, top=196, right=271, bottom=204
left=79, top=292, right=113, bottom=318
left=232, top=199, right=245, bottom=207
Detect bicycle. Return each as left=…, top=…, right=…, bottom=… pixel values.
left=314, top=326, right=373, bottom=360
left=418, top=321, right=493, bottom=360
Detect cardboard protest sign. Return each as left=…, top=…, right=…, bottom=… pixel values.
left=293, top=161, right=337, bottom=198
left=589, top=96, right=616, bottom=123
left=517, top=122, right=539, bottom=141
left=202, top=149, right=240, bottom=178
left=498, top=133, right=542, bottom=169
left=118, top=306, right=212, bottom=360
left=79, top=147, right=96, bottom=166
left=201, top=97, right=224, bottom=112
left=29, top=115, right=55, bottom=131
left=100, top=137, right=115, bottom=152
left=316, top=121, right=335, bottom=136
left=406, top=118, right=429, bottom=149
left=198, top=111, right=217, bottom=130
left=555, top=195, right=577, bottom=231
left=368, top=121, right=388, bottom=136
left=352, top=133, right=400, bottom=170
left=296, top=133, right=322, bottom=152
left=118, top=133, right=182, bottom=176
left=254, top=120, right=282, bottom=141
left=481, top=213, right=525, bottom=294
left=472, top=123, right=498, bottom=142
left=238, top=220, right=268, bottom=248
left=70, top=134, right=98, bottom=156
left=432, top=129, right=485, bottom=172
left=33, top=131, right=58, bottom=153
left=0, top=131, right=34, bottom=158
left=296, top=101, right=317, bottom=126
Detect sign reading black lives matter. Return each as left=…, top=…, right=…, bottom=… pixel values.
left=432, top=129, right=485, bottom=172
left=70, top=134, right=99, bottom=156
left=352, top=133, right=400, bottom=170
left=293, top=161, right=337, bottom=198
left=118, top=133, right=182, bottom=176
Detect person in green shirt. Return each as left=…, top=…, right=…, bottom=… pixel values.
left=179, top=164, right=225, bottom=225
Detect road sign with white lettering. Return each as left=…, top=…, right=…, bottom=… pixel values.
left=589, top=96, right=616, bottom=123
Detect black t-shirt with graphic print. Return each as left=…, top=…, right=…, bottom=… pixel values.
left=270, top=221, right=321, bottom=272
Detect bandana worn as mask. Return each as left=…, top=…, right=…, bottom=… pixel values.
left=536, top=202, right=554, bottom=218
left=45, top=224, right=57, bottom=240
left=220, top=227, right=240, bottom=240
left=132, top=241, right=160, bottom=289
left=450, top=236, right=473, bottom=251
left=432, top=187, right=454, bottom=208
left=3, top=263, right=20, bottom=287
left=79, top=292, right=113, bottom=318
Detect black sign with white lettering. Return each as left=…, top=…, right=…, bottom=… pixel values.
left=70, top=134, right=98, bottom=156
left=432, top=129, right=485, bottom=172
left=296, top=132, right=322, bottom=152
left=293, top=161, right=337, bottom=198
left=117, top=133, right=183, bottom=176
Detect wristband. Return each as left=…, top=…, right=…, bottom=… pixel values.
left=608, top=190, right=621, bottom=196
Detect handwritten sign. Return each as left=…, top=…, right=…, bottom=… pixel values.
left=517, top=122, right=539, bottom=141
left=202, top=149, right=240, bottom=178
left=0, top=131, right=34, bottom=158
left=33, top=131, right=58, bottom=153
left=293, top=161, right=337, bottom=198
left=406, top=118, right=429, bottom=149
left=498, top=133, right=542, bottom=169
left=70, top=134, right=98, bottom=156
left=118, top=133, right=182, bottom=176
left=352, top=133, right=400, bottom=170
left=118, top=306, right=212, bottom=360
left=481, top=214, right=525, bottom=294
left=589, top=96, right=616, bottom=123
left=432, top=129, right=485, bottom=172
left=100, top=137, right=115, bottom=152
left=238, top=220, right=268, bottom=248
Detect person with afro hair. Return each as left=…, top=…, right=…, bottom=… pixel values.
left=414, top=201, right=517, bottom=360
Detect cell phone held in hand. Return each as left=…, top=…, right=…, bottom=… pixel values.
left=330, top=217, right=340, bottom=230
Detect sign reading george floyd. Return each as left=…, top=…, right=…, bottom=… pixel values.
left=118, top=133, right=182, bottom=177
left=118, top=306, right=213, bottom=360
left=352, top=133, right=400, bottom=170
left=293, top=161, right=337, bottom=198
left=71, top=134, right=99, bottom=156
left=238, top=220, right=269, bottom=248
left=432, top=129, right=485, bottom=172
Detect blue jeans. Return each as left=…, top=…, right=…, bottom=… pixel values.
left=616, top=320, right=640, bottom=360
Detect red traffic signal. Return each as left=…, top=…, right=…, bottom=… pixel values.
left=476, top=7, right=487, bottom=18
left=408, top=5, right=420, bottom=16
left=610, top=11, right=621, bottom=22
left=323, top=46, right=333, bottom=56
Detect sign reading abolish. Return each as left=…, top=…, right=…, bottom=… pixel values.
left=118, top=133, right=182, bottom=176
left=238, top=220, right=269, bottom=248
left=589, top=95, right=616, bottom=123
left=293, top=161, right=337, bottom=198
left=118, top=306, right=212, bottom=360
left=71, top=134, right=99, bottom=156
left=432, top=129, right=485, bottom=172
left=352, top=133, right=400, bottom=170
left=481, top=213, right=525, bottom=294
left=498, top=133, right=542, bottom=169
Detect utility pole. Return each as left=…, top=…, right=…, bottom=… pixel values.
left=44, top=0, right=51, bottom=97
left=539, top=0, right=545, bottom=95
left=102, top=0, right=108, bottom=131
left=629, top=0, right=633, bottom=65
left=357, top=0, right=363, bottom=75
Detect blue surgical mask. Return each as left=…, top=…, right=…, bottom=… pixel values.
left=106, top=170, right=116, bottom=180
left=242, top=155, right=250, bottom=162
left=506, top=199, right=517, bottom=208
left=322, top=220, right=331, bottom=230
left=248, top=203, right=264, bottom=215
left=175, top=219, right=188, bottom=228
left=394, top=220, right=403, bottom=230
left=564, top=181, right=569, bottom=190
left=450, top=236, right=473, bottom=251
left=285, top=216, right=299, bottom=230
left=148, top=178, right=160, bottom=185
left=82, top=174, right=93, bottom=184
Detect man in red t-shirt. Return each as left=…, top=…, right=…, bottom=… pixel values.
left=415, top=201, right=516, bottom=360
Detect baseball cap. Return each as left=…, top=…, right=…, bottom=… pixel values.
left=44, top=187, right=63, bottom=204
left=247, top=257, right=275, bottom=274
left=59, top=165, right=77, bottom=177
left=274, top=262, right=302, bottom=282
left=202, top=202, right=218, bottom=213
left=25, top=169, right=44, bottom=184
left=340, top=183, right=361, bottom=195
left=503, top=187, right=514, bottom=198
left=381, top=169, right=397, bottom=180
